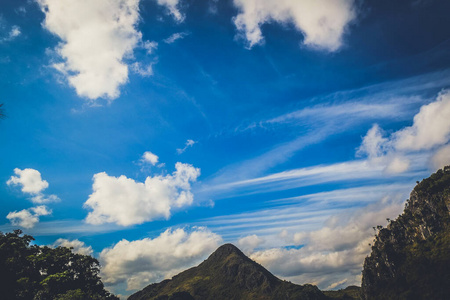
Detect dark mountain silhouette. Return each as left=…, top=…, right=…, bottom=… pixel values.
left=361, top=166, right=450, bottom=299
left=128, top=243, right=327, bottom=300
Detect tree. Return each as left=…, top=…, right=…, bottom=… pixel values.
left=0, top=230, right=118, bottom=300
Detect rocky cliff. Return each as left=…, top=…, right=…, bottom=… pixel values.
left=361, top=166, right=450, bottom=299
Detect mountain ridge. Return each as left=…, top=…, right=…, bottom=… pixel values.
left=128, top=243, right=327, bottom=300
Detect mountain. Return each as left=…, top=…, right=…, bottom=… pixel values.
left=128, top=243, right=327, bottom=300
left=361, top=166, right=450, bottom=299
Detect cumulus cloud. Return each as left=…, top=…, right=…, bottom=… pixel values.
left=358, top=90, right=450, bottom=173
left=237, top=234, right=264, bottom=253
left=7, top=168, right=59, bottom=203
left=357, top=124, right=388, bottom=161
left=52, top=238, right=93, bottom=255
left=177, top=139, right=196, bottom=154
left=394, top=90, right=450, bottom=150
left=37, top=0, right=142, bottom=101
left=84, top=162, right=200, bottom=226
left=7, top=168, right=49, bottom=194
left=100, top=227, right=221, bottom=291
left=6, top=205, right=52, bottom=229
left=232, top=0, right=356, bottom=51
left=141, top=151, right=159, bottom=165
left=250, top=197, right=404, bottom=289
left=157, top=0, right=184, bottom=22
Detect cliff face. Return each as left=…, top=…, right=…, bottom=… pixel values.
left=361, top=167, right=450, bottom=300
left=128, top=244, right=326, bottom=300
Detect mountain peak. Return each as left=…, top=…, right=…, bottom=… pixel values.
left=129, top=244, right=326, bottom=300
left=206, top=243, right=245, bottom=261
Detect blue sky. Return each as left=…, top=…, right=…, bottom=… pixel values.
left=1, top=0, right=450, bottom=297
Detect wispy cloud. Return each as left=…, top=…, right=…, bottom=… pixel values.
left=164, top=32, right=188, bottom=44
left=197, top=181, right=413, bottom=242
left=203, top=70, right=450, bottom=195
left=1, top=25, right=21, bottom=42
left=157, top=0, right=185, bottom=22
left=177, top=139, right=196, bottom=154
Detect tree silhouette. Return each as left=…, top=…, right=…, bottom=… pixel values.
left=0, top=230, right=119, bottom=300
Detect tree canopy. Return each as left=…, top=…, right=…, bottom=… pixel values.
left=0, top=230, right=118, bottom=300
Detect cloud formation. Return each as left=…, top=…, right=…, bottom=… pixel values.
left=237, top=234, right=264, bottom=253
left=100, top=227, right=221, bottom=291
left=52, top=238, right=93, bottom=255
left=164, top=32, right=188, bottom=44
left=37, top=0, right=142, bottom=101
left=250, top=197, right=404, bottom=289
left=6, top=205, right=52, bottom=229
left=394, top=90, right=450, bottom=151
left=141, top=151, right=159, bottom=165
left=358, top=90, right=450, bottom=173
left=7, top=168, right=59, bottom=203
left=177, top=139, right=196, bottom=154
left=156, top=0, right=184, bottom=22
left=84, top=162, right=200, bottom=226
left=1, top=25, right=21, bottom=42
left=232, top=0, right=356, bottom=51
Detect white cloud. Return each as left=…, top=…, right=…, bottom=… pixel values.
left=237, top=234, right=264, bottom=253
left=357, top=124, right=389, bottom=160
left=37, top=0, right=142, bottom=101
left=143, top=40, right=158, bottom=54
left=6, top=205, right=52, bottom=229
left=357, top=90, right=450, bottom=173
left=9, top=26, right=21, bottom=39
left=164, top=32, right=188, bottom=44
left=84, top=162, right=200, bottom=226
left=250, top=197, right=404, bottom=289
left=52, top=238, right=93, bottom=255
left=141, top=151, right=159, bottom=165
left=394, top=90, right=450, bottom=150
left=7, top=168, right=59, bottom=203
left=431, top=144, right=450, bottom=169
left=100, top=227, right=222, bottom=291
left=131, top=62, right=154, bottom=77
left=156, top=0, right=184, bottom=22
left=176, top=139, right=196, bottom=154
left=7, top=168, right=49, bottom=194
left=1, top=25, right=21, bottom=42
left=232, top=0, right=356, bottom=51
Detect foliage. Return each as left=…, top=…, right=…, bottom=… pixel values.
left=323, top=286, right=361, bottom=299
left=0, top=230, right=118, bottom=300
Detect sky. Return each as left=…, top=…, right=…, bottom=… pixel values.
left=1, top=0, right=450, bottom=297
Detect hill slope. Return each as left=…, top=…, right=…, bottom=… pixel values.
left=361, top=166, right=450, bottom=299
left=128, top=243, right=326, bottom=300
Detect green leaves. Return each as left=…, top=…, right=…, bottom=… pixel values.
left=0, top=230, right=118, bottom=300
